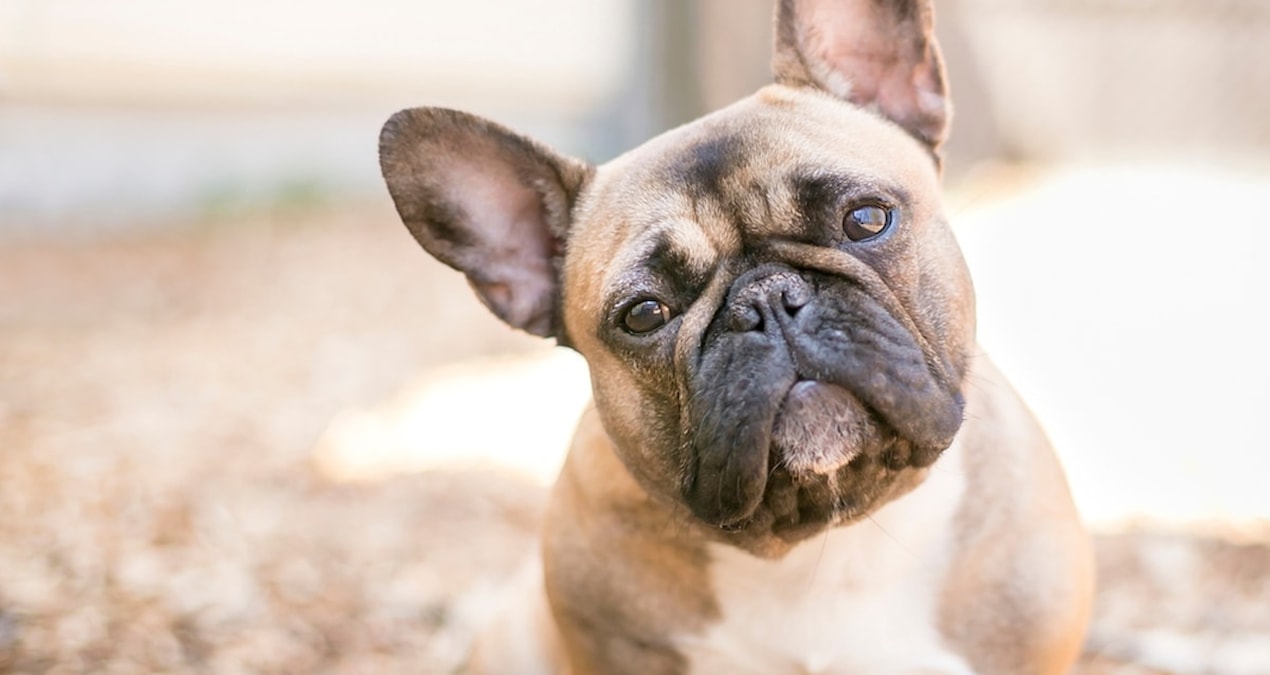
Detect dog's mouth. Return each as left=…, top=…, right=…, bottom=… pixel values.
left=680, top=367, right=956, bottom=544
left=708, top=378, right=935, bottom=543
left=678, top=284, right=964, bottom=536
left=770, top=380, right=873, bottom=476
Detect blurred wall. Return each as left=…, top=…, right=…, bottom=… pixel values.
left=3, top=0, right=1267, bottom=233
left=0, top=1, right=632, bottom=109
left=681, top=0, right=1270, bottom=173
left=953, top=0, right=1270, bottom=165
left=0, top=0, right=639, bottom=233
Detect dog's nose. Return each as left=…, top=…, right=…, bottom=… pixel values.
left=726, top=267, right=812, bottom=333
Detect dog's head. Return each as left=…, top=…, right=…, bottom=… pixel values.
left=380, top=0, right=973, bottom=550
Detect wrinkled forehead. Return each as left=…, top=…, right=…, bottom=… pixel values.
left=569, top=86, right=940, bottom=290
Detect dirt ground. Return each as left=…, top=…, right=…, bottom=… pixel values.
left=2, top=204, right=1268, bottom=674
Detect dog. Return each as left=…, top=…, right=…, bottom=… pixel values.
left=378, top=0, right=1094, bottom=672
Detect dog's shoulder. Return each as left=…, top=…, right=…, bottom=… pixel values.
left=938, top=354, right=1097, bottom=673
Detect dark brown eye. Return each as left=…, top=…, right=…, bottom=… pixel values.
left=622, top=299, right=671, bottom=334
left=843, top=204, right=892, bottom=241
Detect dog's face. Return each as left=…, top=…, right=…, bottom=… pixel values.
left=380, top=0, right=971, bottom=552
left=564, top=86, right=973, bottom=545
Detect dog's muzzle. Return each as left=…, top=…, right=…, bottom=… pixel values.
left=681, top=264, right=963, bottom=530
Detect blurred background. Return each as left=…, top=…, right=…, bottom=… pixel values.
left=2, top=0, right=1268, bottom=673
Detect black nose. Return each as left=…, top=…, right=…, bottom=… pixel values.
left=725, top=266, right=812, bottom=333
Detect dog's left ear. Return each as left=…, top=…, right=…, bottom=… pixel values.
left=774, top=0, right=950, bottom=154
left=379, top=108, right=592, bottom=342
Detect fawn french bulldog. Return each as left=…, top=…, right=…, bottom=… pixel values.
left=378, top=0, right=1094, bottom=672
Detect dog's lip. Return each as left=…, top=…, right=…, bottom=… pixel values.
left=785, top=378, right=857, bottom=406
left=784, top=378, right=854, bottom=409
left=781, top=379, right=845, bottom=410
left=770, top=378, right=868, bottom=476
left=788, top=378, right=822, bottom=395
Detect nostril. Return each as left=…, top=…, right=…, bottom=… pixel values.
left=723, top=268, right=813, bottom=333
left=781, top=285, right=811, bottom=315
left=777, top=286, right=807, bottom=315
left=729, top=303, right=763, bottom=332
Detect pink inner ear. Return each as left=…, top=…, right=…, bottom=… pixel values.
left=792, top=0, right=947, bottom=146
left=445, top=156, right=557, bottom=334
left=801, top=1, right=893, bottom=101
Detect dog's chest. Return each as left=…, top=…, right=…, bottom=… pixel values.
left=676, top=447, right=975, bottom=675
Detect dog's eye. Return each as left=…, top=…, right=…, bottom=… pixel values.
left=843, top=204, right=892, bottom=241
left=622, top=299, right=671, bottom=334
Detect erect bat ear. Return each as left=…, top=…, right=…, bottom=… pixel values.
left=378, top=107, right=592, bottom=341
left=773, top=0, right=951, bottom=155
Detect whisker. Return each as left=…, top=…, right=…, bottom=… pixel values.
left=866, top=513, right=917, bottom=560
left=805, top=526, right=832, bottom=594
left=767, top=454, right=788, bottom=480
left=660, top=498, right=683, bottom=538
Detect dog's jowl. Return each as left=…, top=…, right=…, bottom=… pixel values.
left=378, top=1, right=1095, bottom=673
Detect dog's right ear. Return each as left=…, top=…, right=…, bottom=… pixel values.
left=773, top=0, right=950, bottom=154
left=379, top=108, right=592, bottom=341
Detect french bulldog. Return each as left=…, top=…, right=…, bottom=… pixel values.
left=377, top=0, right=1094, bottom=672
